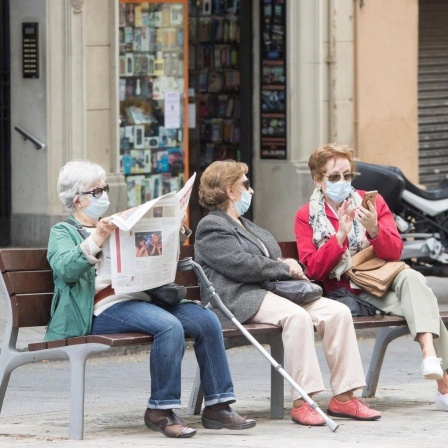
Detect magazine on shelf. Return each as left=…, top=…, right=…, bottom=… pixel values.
left=98, top=172, right=196, bottom=294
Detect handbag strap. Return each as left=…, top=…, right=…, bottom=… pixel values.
left=65, top=218, right=91, bottom=240
left=64, top=217, right=104, bottom=263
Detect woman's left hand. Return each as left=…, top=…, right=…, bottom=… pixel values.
left=356, top=202, right=379, bottom=237
left=92, top=217, right=117, bottom=247
left=277, top=257, right=309, bottom=280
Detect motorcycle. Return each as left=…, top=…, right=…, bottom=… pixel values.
left=352, top=161, right=448, bottom=277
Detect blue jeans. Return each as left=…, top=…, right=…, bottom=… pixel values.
left=91, top=300, right=235, bottom=409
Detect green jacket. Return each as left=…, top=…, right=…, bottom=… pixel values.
left=44, top=219, right=96, bottom=342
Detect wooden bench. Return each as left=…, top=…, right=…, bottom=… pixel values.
left=1, top=245, right=447, bottom=440
left=0, top=246, right=284, bottom=440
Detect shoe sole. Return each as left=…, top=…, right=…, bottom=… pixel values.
left=327, top=409, right=381, bottom=421
left=144, top=420, right=197, bottom=438
left=423, top=372, right=444, bottom=380
left=201, top=417, right=256, bottom=430
left=291, top=416, right=325, bottom=427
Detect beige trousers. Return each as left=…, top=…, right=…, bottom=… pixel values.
left=248, top=292, right=366, bottom=401
left=361, top=268, right=448, bottom=370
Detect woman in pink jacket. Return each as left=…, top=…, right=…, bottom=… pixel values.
left=295, top=143, right=448, bottom=412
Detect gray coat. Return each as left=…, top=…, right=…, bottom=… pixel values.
left=195, top=210, right=292, bottom=325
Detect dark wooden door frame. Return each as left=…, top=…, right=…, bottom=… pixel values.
left=0, top=0, right=11, bottom=246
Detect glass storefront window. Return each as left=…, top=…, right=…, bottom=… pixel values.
left=119, top=0, right=188, bottom=206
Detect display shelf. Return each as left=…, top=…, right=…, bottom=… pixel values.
left=119, top=0, right=188, bottom=207
left=187, top=0, right=253, bottom=230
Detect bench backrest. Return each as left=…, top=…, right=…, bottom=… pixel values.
left=0, top=243, right=299, bottom=330
left=0, top=248, right=53, bottom=328
left=0, top=246, right=201, bottom=330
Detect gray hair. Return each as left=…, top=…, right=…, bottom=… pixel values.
left=57, top=160, right=106, bottom=212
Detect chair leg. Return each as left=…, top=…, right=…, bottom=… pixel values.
left=362, top=326, right=410, bottom=398
left=67, top=346, right=92, bottom=440
left=186, top=366, right=203, bottom=416
left=269, top=335, right=285, bottom=419
left=0, top=360, right=13, bottom=413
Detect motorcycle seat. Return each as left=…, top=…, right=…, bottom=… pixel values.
left=353, top=162, right=405, bottom=212
left=389, top=167, right=448, bottom=200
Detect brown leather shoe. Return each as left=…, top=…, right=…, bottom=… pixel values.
left=201, top=405, right=256, bottom=430
left=144, top=409, right=197, bottom=438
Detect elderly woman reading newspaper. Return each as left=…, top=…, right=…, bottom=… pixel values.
left=45, top=160, right=255, bottom=439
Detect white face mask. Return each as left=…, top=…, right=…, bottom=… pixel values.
left=324, top=180, right=352, bottom=204
left=83, top=192, right=110, bottom=220
left=234, top=190, right=252, bottom=216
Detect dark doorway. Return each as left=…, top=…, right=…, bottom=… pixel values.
left=418, top=0, right=448, bottom=188
left=0, top=0, right=11, bottom=246
left=187, top=0, right=253, bottom=234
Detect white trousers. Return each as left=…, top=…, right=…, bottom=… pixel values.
left=248, top=292, right=366, bottom=401
left=361, top=268, right=448, bottom=370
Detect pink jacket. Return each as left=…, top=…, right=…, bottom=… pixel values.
left=294, top=190, right=403, bottom=295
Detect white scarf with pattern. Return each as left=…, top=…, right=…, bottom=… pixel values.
left=309, top=187, right=370, bottom=280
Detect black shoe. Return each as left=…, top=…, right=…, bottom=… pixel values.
left=144, top=409, right=197, bottom=438
left=201, top=406, right=256, bottom=430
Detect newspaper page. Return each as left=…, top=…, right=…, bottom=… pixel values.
left=108, top=192, right=180, bottom=293
left=95, top=193, right=172, bottom=278
left=98, top=173, right=196, bottom=293
left=177, top=172, right=196, bottom=220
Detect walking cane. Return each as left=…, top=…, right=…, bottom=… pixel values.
left=178, top=257, right=339, bottom=432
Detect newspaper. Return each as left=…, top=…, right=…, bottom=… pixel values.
left=99, top=173, right=196, bottom=294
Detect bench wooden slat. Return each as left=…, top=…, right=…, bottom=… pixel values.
left=27, top=341, right=48, bottom=351
left=12, top=294, right=53, bottom=327
left=47, top=339, right=67, bottom=348
left=278, top=242, right=298, bottom=259
left=0, top=248, right=49, bottom=272
left=222, top=323, right=282, bottom=338
left=5, top=271, right=53, bottom=295
left=28, top=333, right=155, bottom=352
left=86, top=333, right=153, bottom=346
left=185, top=286, right=200, bottom=300
left=174, top=269, right=198, bottom=285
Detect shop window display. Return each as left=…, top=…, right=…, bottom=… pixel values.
left=119, top=1, right=188, bottom=206
left=188, top=0, right=241, bottom=170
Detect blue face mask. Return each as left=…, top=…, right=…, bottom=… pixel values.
left=324, top=180, right=352, bottom=204
left=83, top=192, right=110, bottom=220
left=234, top=190, right=252, bottom=216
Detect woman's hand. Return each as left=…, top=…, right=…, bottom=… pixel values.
left=356, top=201, right=379, bottom=238
left=277, top=257, right=309, bottom=280
left=335, top=199, right=356, bottom=246
left=91, top=217, right=117, bottom=247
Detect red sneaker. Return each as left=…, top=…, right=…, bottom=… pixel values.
left=291, top=404, right=325, bottom=426
left=327, top=397, right=381, bottom=421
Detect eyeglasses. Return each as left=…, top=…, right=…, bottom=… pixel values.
left=324, top=172, right=356, bottom=183
left=242, top=179, right=251, bottom=190
left=80, top=184, right=109, bottom=198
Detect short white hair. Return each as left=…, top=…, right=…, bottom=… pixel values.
left=57, top=160, right=106, bottom=212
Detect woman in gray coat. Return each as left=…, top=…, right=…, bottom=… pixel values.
left=195, top=160, right=381, bottom=427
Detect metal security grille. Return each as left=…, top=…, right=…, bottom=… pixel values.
left=418, top=0, right=448, bottom=188
left=0, top=0, right=11, bottom=246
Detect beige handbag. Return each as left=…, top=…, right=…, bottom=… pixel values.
left=347, top=246, right=408, bottom=297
